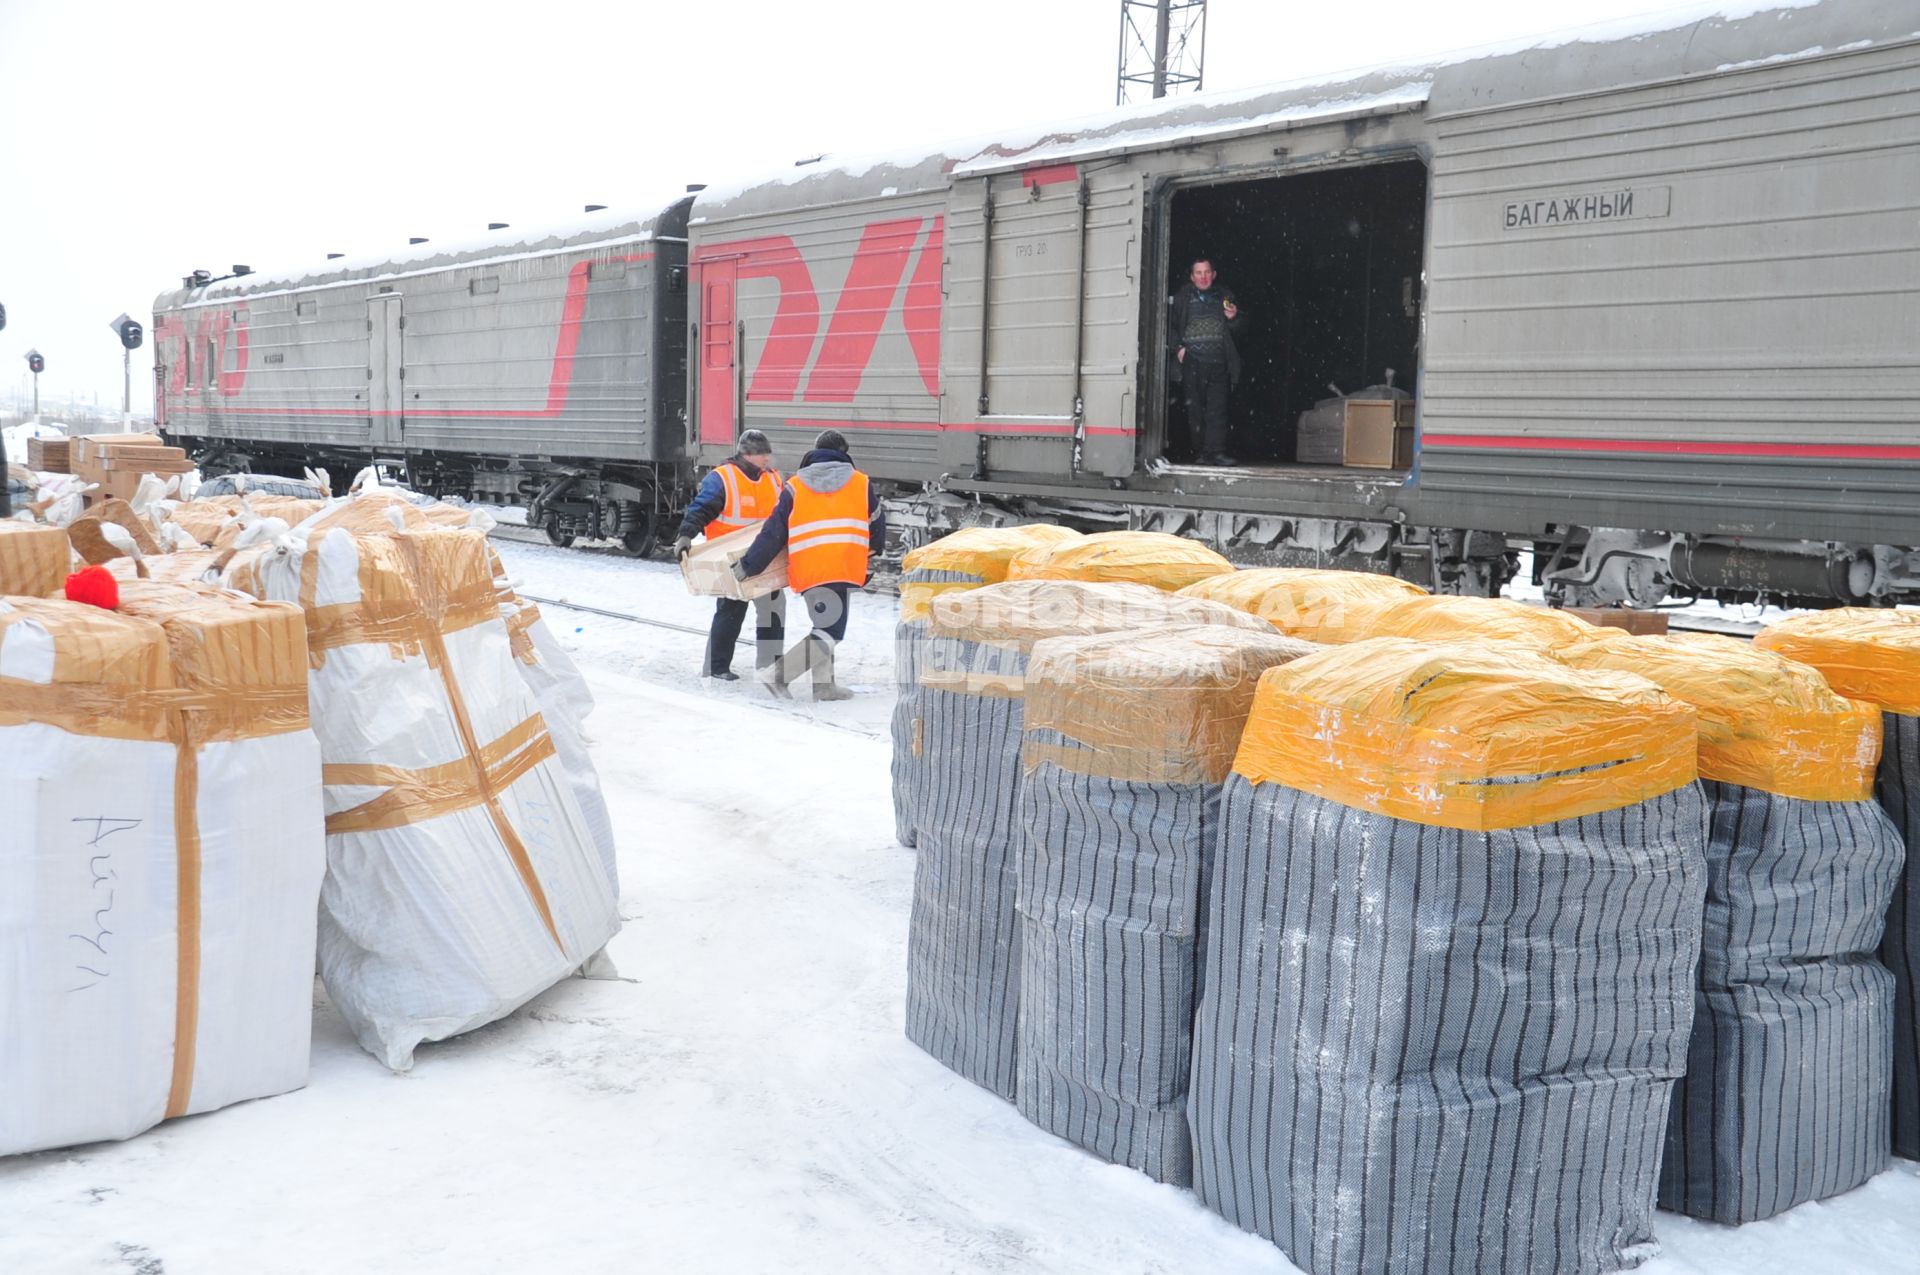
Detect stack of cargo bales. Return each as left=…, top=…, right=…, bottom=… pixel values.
left=0, top=583, right=326, bottom=1154
left=1757, top=608, right=1920, bottom=1161
left=225, top=525, right=619, bottom=1069
left=0, top=520, right=71, bottom=595
left=1555, top=631, right=1900, bottom=1220
left=1016, top=623, right=1315, bottom=1183
left=905, top=580, right=1269, bottom=1100
left=1005, top=529, right=1233, bottom=592
left=1191, top=638, right=1706, bottom=1275
left=891, top=524, right=1080, bottom=847
left=1337, top=592, right=1600, bottom=649
left=1177, top=566, right=1426, bottom=642
left=165, top=495, right=326, bottom=549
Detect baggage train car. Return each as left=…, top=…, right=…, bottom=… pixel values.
left=154, top=0, right=1920, bottom=606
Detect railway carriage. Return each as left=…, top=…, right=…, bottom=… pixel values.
left=154, top=0, right=1920, bottom=606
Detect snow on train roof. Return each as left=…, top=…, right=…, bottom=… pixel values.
left=689, top=0, right=1907, bottom=222
left=155, top=197, right=693, bottom=311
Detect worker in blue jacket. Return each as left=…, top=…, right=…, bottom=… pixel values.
left=674, top=429, right=785, bottom=681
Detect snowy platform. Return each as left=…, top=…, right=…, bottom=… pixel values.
left=2, top=541, right=1916, bottom=1273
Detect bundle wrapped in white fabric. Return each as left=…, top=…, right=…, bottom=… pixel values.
left=228, top=526, right=619, bottom=1070
left=0, top=584, right=325, bottom=1156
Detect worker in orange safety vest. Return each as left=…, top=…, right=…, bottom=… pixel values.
left=674, top=429, right=786, bottom=681
left=735, top=429, right=886, bottom=700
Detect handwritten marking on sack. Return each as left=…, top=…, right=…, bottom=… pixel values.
left=67, top=816, right=140, bottom=992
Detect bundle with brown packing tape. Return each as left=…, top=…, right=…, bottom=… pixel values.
left=1004, top=529, right=1233, bottom=593
left=165, top=494, right=327, bottom=549
left=1190, top=638, right=1706, bottom=1275
left=903, top=580, right=1271, bottom=1104
left=1756, top=607, right=1920, bottom=1163
left=0, top=520, right=72, bottom=596
left=0, top=583, right=325, bottom=1156
left=1013, top=623, right=1315, bottom=1185
left=1550, top=629, right=1901, bottom=1220
left=1175, top=565, right=1426, bottom=642
left=891, top=523, right=1081, bottom=846
left=268, top=488, right=612, bottom=886
left=223, top=524, right=619, bottom=1070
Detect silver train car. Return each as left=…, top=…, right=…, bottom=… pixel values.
left=155, top=0, right=1920, bottom=606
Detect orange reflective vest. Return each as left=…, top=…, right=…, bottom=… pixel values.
left=787, top=471, right=872, bottom=592
left=705, top=462, right=781, bottom=539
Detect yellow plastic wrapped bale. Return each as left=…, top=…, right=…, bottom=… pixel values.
left=1193, top=635, right=1708, bottom=1269
left=1234, top=637, right=1696, bottom=831
left=1004, top=529, right=1232, bottom=593
left=1754, top=608, right=1920, bottom=716
left=1016, top=623, right=1316, bottom=1183
left=1336, top=593, right=1600, bottom=650
left=904, top=584, right=1271, bottom=1101
left=892, top=523, right=1080, bottom=846
left=1548, top=636, right=1898, bottom=1219
left=0, top=521, right=71, bottom=596
left=1176, top=566, right=1425, bottom=642
left=1555, top=631, right=1880, bottom=802
left=898, top=524, right=1080, bottom=623
left=1758, top=608, right=1920, bottom=1162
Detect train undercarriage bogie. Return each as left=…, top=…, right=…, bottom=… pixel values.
left=1536, top=525, right=1920, bottom=611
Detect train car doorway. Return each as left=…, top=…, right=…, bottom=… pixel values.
left=1155, top=157, right=1428, bottom=470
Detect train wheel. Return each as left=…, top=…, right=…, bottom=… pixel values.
left=619, top=514, right=657, bottom=559
left=544, top=520, right=575, bottom=548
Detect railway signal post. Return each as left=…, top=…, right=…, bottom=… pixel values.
left=24, top=348, right=43, bottom=421
left=109, top=313, right=143, bottom=424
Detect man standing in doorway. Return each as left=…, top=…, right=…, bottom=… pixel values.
left=734, top=429, right=886, bottom=701
left=674, top=429, right=786, bottom=683
left=1169, top=257, right=1242, bottom=466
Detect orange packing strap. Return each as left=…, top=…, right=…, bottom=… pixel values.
left=1755, top=607, right=1920, bottom=717
left=1232, top=638, right=1699, bottom=832
left=917, top=667, right=1026, bottom=700
left=323, top=713, right=558, bottom=835
left=1555, top=631, right=1881, bottom=802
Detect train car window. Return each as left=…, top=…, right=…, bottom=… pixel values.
left=296, top=299, right=317, bottom=319
left=205, top=337, right=218, bottom=387
left=589, top=260, right=626, bottom=282
left=182, top=339, right=193, bottom=386
left=470, top=276, right=500, bottom=296
left=667, top=265, right=686, bottom=294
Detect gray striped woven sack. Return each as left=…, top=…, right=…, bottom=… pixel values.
left=903, top=582, right=1272, bottom=1101
left=1189, top=639, right=1707, bottom=1275
left=890, top=567, right=978, bottom=848
left=1883, top=712, right=1920, bottom=1161
left=1195, top=781, right=1707, bottom=1275
left=1014, top=625, right=1313, bottom=1184
left=1659, top=781, right=1902, bottom=1221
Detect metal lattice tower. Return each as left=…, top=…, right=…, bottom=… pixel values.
left=1116, top=0, right=1207, bottom=105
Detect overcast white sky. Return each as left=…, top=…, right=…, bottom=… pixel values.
left=0, top=0, right=1713, bottom=414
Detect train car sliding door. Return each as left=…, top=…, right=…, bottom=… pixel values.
left=367, top=294, right=403, bottom=451
left=942, top=166, right=1134, bottom=480
left=694, top=257, right=739, bottom=447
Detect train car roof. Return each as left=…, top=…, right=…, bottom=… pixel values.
left=154, top=194, right=696, bottom=312
left=688, top=0, right=1915, bottom=224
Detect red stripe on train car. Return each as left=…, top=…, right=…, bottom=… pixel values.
left=1421, top=433, right=1920, bottom=461
left=1020, top=164, right=1079, bottom=188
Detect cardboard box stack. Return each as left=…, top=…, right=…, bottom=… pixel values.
left=26, top=435, right=70, bottom=473
left=73, top=434, right=195, bottom=505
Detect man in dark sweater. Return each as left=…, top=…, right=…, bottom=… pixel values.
left=1168, top=257, right=1243, bottom=466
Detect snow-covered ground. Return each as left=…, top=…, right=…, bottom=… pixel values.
left=3, top=536, right=1917, bottom=1274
